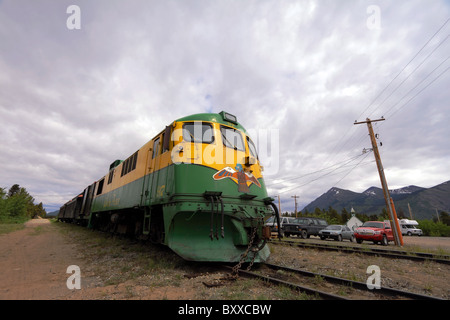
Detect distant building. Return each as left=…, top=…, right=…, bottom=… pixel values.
left=346, top=208, right=363, bottom=231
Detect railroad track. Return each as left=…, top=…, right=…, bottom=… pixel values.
left=270, top=239, right=450, bottom=265
left=223, top=263, right=445, bottom=300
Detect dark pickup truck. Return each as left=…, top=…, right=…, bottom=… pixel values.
left=283, top=217, right=328, bottom=239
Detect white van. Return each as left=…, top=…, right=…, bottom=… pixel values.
left=383, top=219, right=423, bottom=236
left=399, top=219, right=423, bottom=236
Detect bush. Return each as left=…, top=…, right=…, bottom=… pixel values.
left=417, top=220, right=450, bottom=237
left=0, top=185, right=46, bottom=224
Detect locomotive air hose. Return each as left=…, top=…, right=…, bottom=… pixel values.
left=209, top=196, right=214, bottom=240
left=215, top=195, right=219, bottom=240
left=269, top=202, right=282, bottom=239
left=220, top=197, right=225, bottom=238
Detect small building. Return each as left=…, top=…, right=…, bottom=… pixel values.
left=346, top=208, right=363, bottom=231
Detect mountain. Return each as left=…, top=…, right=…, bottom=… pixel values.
left=45, top=210, right=59, bottom=217
left=302, top=180, right=450, bottom=220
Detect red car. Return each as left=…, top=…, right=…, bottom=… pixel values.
left=354, top=221, right=394, bottom=246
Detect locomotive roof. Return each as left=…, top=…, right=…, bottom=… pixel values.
left=175, top=112, right=247, bottom=133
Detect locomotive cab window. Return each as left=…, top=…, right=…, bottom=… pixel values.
left=107, top=169, right=114, bottom=184
left=96, top=179, right=104, bottom=195
left=247, top=136, right=259, bottom=160
left=162, top=125, right=171, bottom=152
left=220, top=126, right=245, bottom=151
left=182, top=122, right=214, bottom=144
left=152, top=137, right=161, bottom=159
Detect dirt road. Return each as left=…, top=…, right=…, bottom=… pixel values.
left=0, top=219, right=83, bottom=299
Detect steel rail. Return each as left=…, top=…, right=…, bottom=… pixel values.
left=271, top=239, right=450, bottom=265
left=221, top=265, right=349, bottom=300
left=263, top=262, right=445, bottom=301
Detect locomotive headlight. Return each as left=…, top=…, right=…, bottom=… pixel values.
left=220, top=111, right=238, bottom=124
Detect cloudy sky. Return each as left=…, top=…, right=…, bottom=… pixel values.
left=0, top=0, right=449, bottom=213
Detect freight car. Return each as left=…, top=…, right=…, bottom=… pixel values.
left=58, top=111, right=280, bottom=263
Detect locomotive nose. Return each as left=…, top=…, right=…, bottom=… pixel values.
left=166, top=209, right=270, bottom=263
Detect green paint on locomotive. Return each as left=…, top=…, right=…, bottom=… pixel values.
left=165, top=164, right=271, bottom=261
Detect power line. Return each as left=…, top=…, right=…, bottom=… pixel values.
left=274, top=151, right=373, bottom=195
left=381, top=53, right=450, bottom=119
left=266, top=153, right=364, bottom=187
left=357, top=17, right=450, bottom=121
left=367, top=34, right=450, bottom=119
left=273, top=18, right=450, bottom=208
left=386, top=65, right=450, bottom=120
left=326, top=18, right=450, bottom=169
left=331, top=147, right=372, bottom=188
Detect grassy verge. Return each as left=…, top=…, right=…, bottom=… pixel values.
left=55, top=221, right=185, bottom=286
left=0, top=223, right=26, bottom=235
left=53, top=221, right=309, bottom=300
left=0, top=216, right=29, bottom=235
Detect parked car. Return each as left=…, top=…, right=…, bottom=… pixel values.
left=265, top=216, right=294, bottom=237
left=283, top=217, right=328, bottom=239
left=319, top=225, right=355, bottom=242
left=400, top=224, right=423, bottom=236
left=354, top=221, right=394, bottom=246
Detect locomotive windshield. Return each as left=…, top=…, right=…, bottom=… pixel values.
left=180, top=121, right=259, bottom=162
left=220, top=126, right=245, bottom=151
left=182, top=122, right=214, bottom=143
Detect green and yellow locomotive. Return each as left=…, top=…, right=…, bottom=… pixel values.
left=58, top=111, right=279, bottom=263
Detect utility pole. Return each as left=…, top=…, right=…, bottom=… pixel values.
left=291, top=195, right=299, bottom=218
left=354, top=117, right=403, bottom=246
left=407, top=203, right=414, bottom=220
left=277, top=195, right=282, bottom=216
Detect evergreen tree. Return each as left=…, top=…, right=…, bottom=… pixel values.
left=379, top=208, right=389, bottom=220
left=0, top=184, right=46, bottom=222
left=396, top=207, right=406, bottom=219
left=440, top=211, right=450, bottom=226
left=328, top=206, right=339, bottom=223
left=8, top=184, right=20, bottom=198
left=340, top=208, right=350, bottom=224
left=314, top=207, right=322, bottom=216
left=0, top=187, right=7, bottom=217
